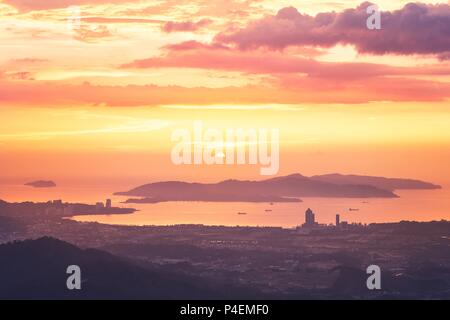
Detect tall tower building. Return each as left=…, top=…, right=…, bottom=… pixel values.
left=336, top=214, right=340, bottom=227
left=304, top=208, right=316, bottom=227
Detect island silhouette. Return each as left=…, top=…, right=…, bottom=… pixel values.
left=115, top=173, right=441, bottom=204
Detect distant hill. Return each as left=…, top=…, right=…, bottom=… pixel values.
left=0, top=237, right=258, bottom=300
left=115, top=173, right=398, bottom=202
left=25, top=180, right=56, bottom=188
left=310, top=174, right=441, bottom=191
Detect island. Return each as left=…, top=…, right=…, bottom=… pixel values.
left=114, top=173, right=401, bottom=203
left=115, top=173, right=443, bottom=204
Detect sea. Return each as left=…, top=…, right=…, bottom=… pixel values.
left=1, top=179, right=449, bottom=228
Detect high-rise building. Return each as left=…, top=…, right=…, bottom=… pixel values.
left=304, top=208, right=316, bottom=227
left=106, top=199, right=112, bottom=208
left=336, top=214, right=340, bottom=226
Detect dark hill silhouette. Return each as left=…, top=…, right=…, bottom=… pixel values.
left=0, top=237, right=259, bottom=300
left=310, top=173, right=441, bottom=191
left=115, top=173, right=398, bottom=203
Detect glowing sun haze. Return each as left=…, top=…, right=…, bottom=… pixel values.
left=0, top=0, right=449, bottom=185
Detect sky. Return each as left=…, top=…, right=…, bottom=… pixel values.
left=0, top=0, right=450, bottom=185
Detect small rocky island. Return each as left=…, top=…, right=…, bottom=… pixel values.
left=25, top=180, right=57, bottom=188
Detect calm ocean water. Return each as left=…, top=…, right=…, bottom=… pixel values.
left=1, top=180, right=449, bottom=228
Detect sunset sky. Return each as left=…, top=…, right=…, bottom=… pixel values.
left=1, top=0, right=450, bottom=185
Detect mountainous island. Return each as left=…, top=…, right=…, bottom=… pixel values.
left=114, top=173, right=441, bottom=204
left=24, top=180, right=56, bottom=188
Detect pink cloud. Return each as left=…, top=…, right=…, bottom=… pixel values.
left=1, top=75, right=449, bottom=106
left=3, top=0, right=132, bottom=11
left=161, top=19, right=213, bottom=33
left=163, top=40, right=230, bottom=51
left=215, top=2, right=450, bottom=58
left=80, top=17, right=163, bottom=24
left=121, top=41, right=450, bottom=80
left=8, top=58, right=48, bottom=64
left=5, top=71, right=35, bottom=80
left=73, top=25, right=114, bottom=43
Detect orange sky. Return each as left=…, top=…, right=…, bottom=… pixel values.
left=1, top=0, right=450, bottom=185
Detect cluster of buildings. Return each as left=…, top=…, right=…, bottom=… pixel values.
left=43, top=199, right=113, bottom=216
left=95, top=199, right=112, bottom=211
left=44, top=200, right=73, bottom=216
left=300, top=208, right=357, bottom=231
